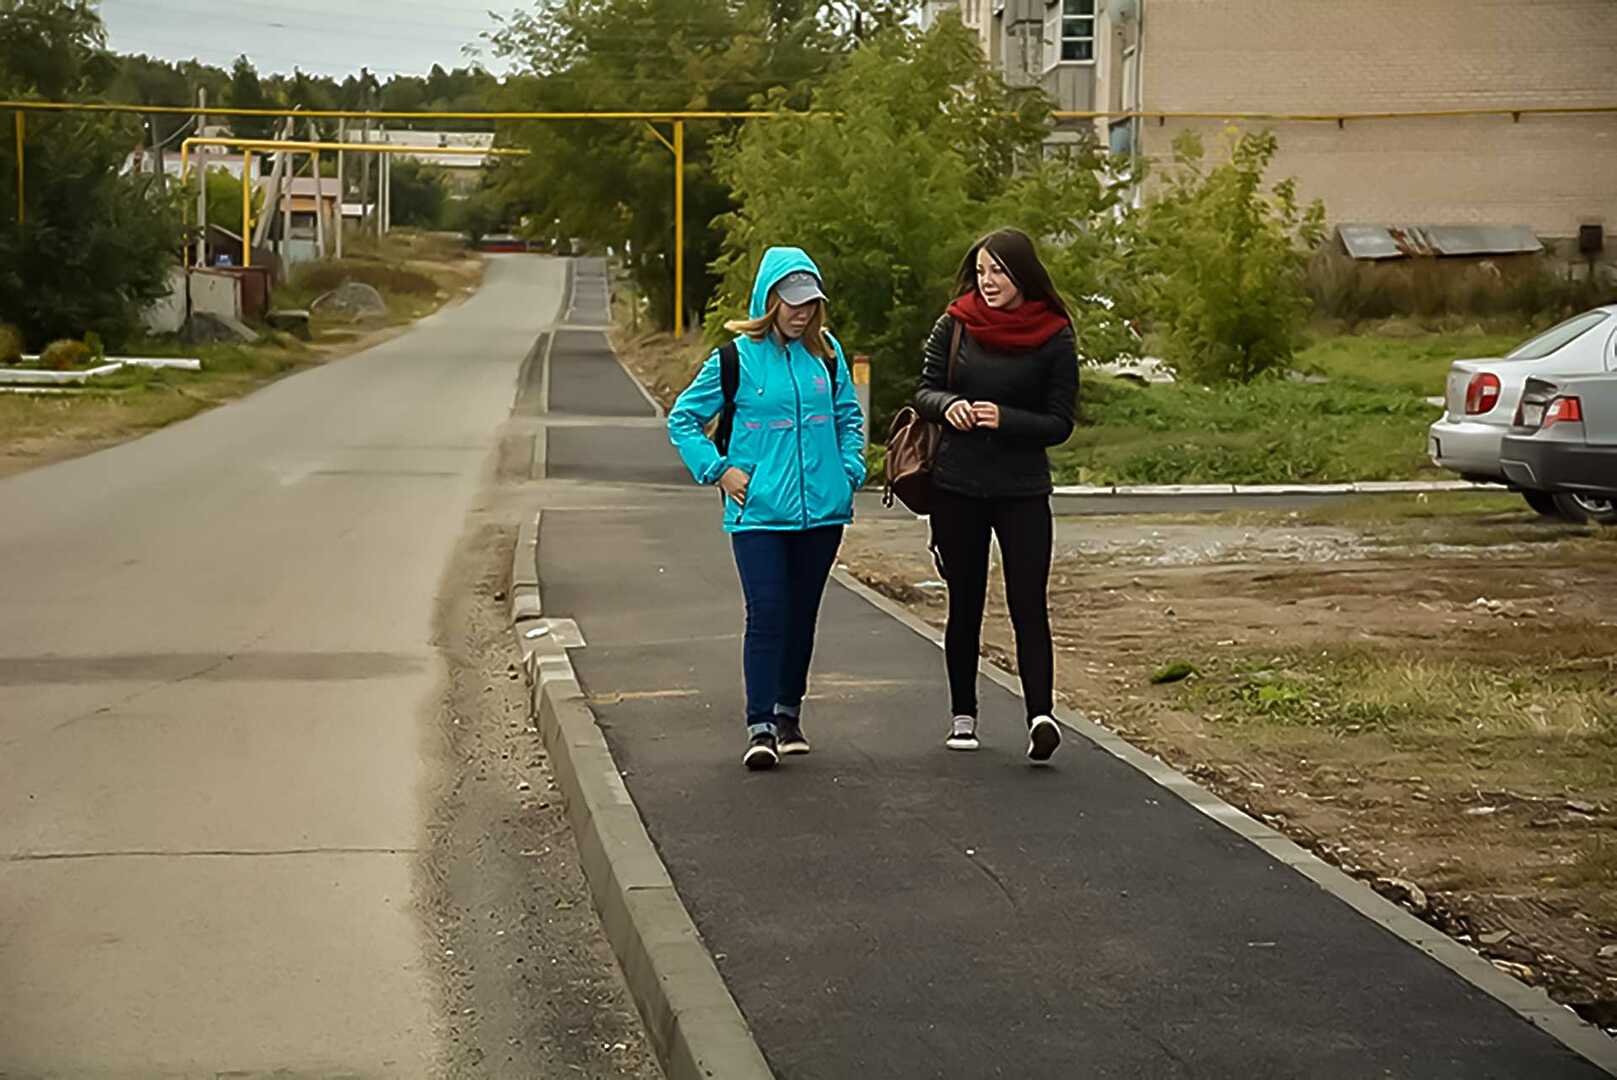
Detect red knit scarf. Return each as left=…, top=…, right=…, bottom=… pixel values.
left=946, top=290, right=1070, bottom=352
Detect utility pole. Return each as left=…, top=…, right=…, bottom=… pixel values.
left=310, top=118, right=326, bottom=259
left=376, top=129, right=387, bottom=243
left=359, top=105, right=371, bottom=234
left=335, top=117, right=345, bottom=259
left=195, top=88, right=207, bottom=267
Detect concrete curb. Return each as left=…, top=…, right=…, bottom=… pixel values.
left=511, top=514, right=774, bottom=1080
left=829, top=567, right=1617, bottom=1076
left=509, top=515, right=541, bottom=625
left=1051, top=480, right=1506, bottom=497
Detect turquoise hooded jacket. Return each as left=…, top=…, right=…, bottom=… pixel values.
left=667, top=248, right=867, bottom=533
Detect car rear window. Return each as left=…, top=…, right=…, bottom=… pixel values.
left=1506, top=311, right=1610, bottom=361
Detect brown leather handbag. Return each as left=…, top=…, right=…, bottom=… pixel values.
left=882, top=320, right=962, bottom=515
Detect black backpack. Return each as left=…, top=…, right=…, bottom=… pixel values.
left=712, top=340, right=839, bottom=455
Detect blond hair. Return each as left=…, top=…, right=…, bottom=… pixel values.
left=724, top=291, right=835, bottom=361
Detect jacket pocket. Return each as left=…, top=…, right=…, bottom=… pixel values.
left=733, top=424, right=800, bottom=527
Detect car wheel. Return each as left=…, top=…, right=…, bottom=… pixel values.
left=1521, top=490, right=1561, bottom=517
left=1552, top=493, right=1617, bottom=525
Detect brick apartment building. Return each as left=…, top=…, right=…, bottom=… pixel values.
left=930, top=0, right=1617, bottom=248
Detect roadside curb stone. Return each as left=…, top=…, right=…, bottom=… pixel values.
left=510, top=512, right=774, bottom=1080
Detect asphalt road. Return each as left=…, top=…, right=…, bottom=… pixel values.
left=0, top=256, right=565, bottom=1075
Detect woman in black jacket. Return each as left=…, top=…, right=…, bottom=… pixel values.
left=913, top=228, right=1078, bottom=762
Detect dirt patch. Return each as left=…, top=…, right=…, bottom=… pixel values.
left=423, top=519, right=662, bottom=1078
left=608, top=298, right=699, bottom=412
left=840, top=507, right=1617, bottom=1032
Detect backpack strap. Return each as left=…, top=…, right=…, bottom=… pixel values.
left=713, top=341, right=741, bottom=456
left=821, top=332, right=841, bottom=392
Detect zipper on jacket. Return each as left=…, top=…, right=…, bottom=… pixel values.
left=788, top=340, right=808, bottom=529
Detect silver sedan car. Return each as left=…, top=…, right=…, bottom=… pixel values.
left=1428, top=306, right=1617, bottom=516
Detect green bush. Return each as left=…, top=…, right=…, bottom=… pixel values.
left=1133, top=130, right=1326, bottom=384
left=709, top=18, right=1129, bottom=426
left=0, top=322, right=22, bottom=365
left=41, top=338, right=92, bottom=371
left=0, top=3, right=183, bottom=349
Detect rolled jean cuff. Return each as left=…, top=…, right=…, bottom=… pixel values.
left=747, top=721, right=779, bottom=739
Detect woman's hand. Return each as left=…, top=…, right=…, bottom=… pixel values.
left=945, top=400, right=977, bottom=431
left=970, top=402, right=1001, bottom=430
left=718, top=467, right=750, bottom=505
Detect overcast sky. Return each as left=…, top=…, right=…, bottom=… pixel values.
left=99, top=0, right=518, bottom=79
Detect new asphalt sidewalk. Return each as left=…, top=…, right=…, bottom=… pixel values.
left=532, top=272, right=1610, bottom=1078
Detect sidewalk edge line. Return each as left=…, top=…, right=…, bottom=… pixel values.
left=574, top=258, right=665, bottom=420
left=513, top=517, right=775, bottom=1080
left=829, top=567, right=1617, bottom=1076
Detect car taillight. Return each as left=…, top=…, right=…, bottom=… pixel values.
left=1465, top=373, right=1501, bottom=415
left=1545, top=396, right=1583, bottom=427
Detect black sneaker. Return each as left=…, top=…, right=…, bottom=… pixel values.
left=777, top=720, right=811, bottom=756
left=743, top=731, right=780, bottom=770
left=1027, top=716, right=1061, bottom=763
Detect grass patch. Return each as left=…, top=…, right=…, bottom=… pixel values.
left=1183, top=640, right=1617, bottom=737
left=1296, top=327, right=1521, bottom=395
left=1057, top=327, right=1532, bottom=486
left=1150, top=661, right=1198, bottom=685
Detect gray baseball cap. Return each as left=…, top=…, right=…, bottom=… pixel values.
left=775, top=270, right=827, bottom=306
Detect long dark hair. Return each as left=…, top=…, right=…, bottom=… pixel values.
left=954, top=228, right=1071, bottom=320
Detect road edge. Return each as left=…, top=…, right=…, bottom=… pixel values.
left=511, top=512, right=775, bottom=1080
left=830, top=567, right=1617, bottom=1077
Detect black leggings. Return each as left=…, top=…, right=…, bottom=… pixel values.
left=929, top=489, right=1054, bottom=722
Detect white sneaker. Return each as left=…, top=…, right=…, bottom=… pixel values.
left=1027, top=716, right=1061, bottom=763
left=945, top=715, right=979, bottom=751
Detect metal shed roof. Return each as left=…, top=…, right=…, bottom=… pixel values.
left=1338, top=223, right=1542, bottom=260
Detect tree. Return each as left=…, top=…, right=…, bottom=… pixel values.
left=283, top=68, right=338, bottom=140
left=709, top=16, right=1122, bottom=421
left=485, top=0, right=904, bottom=330
left=111, top=54, right=191, bottom=142
left=0, top=1, right=181, bottom=348
left=227, top=55, right=277, bottom=140
left=0, top=0, right=113, bottom=100
left=1132, top=130, right=1326, bottom=384
left=388, top=159, right=449, bottom=228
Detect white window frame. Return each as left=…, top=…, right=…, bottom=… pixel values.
left=1045, top=0, right=1096, bottom=70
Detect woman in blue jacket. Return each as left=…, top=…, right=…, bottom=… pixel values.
left=668, top=248, right=867, bottom=770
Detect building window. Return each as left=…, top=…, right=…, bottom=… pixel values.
left=1045, top=0, right=1095, bottom=68
left=1061, top=0, right=1095, bottom=61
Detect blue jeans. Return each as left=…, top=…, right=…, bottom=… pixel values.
left=731, top=526, right=844, bottom=734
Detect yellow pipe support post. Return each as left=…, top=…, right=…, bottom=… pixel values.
left=14, top=111, right=23, bottom=227
left=242, top=149, right=253, bottom=268
left=180, top=142, right=189, bottom=267
left=674, top=121, right=685, bottom=339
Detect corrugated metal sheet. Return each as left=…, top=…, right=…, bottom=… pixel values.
left=1338, top=223, right=1542, bottom=260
